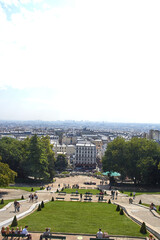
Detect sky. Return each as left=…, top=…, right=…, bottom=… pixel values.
left=0, top=0, right=160, bottom=123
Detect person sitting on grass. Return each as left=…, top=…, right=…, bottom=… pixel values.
left=21, top=226, right=32, bottom=239
left=40, top=228, right=51, bottom=240
left=96, top=228, right=103, bottom=238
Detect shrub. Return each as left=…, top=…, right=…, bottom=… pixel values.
left=121, top=190, right=124, bottom=193
left=120, top=208, right=124, bottom=215
left=140, top=222, right=147, bottom=234
left=51, top=197, right=54, bottom=201
left=21, top=195, right=24, bottom=200
left=11, top=215, right=18, bottom=227
left=108, top=199, right=111, bottom=204
left=31, top=188, right=34, bottom=192
left=139, top=200, right=142, bottom=204
left=116, top=205, right=120, bottom=211
left=41, top=201, right=44, bottom=208
left=37, top=204, right=41, bottom=211
left=0, top=199, right=4, bottom=204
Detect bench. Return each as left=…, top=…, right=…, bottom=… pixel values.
left=2, top=233, right=28, bottom=239
left=56, top=197, right=65, bottom=201
left=70, top=198, right=79, bottom=201
left=58, top=192, right=66, bottom=195
left=71, top=193, right=79, bottom=196
left=84, top=198, right=92, bottom=201
left=40, top=235, right=66, bottom=240
left=98, top=199, right=107, bottom=202
left=90, top=238, right=114, bottom=240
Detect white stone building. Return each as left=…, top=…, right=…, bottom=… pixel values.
left=75, top=143, right=96, bottom=169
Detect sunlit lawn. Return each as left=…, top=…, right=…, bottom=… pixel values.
left=18, top=201, right=147, bottom=237
left=60, top=188, right=100, bottom=195
left=0, top=186, right=42, bottom=192
left=120, top=191, right=160, bottom=196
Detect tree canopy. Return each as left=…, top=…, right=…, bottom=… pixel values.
left=0, top=156, right=17, bottom=186
left=0, top=135, right=58, bottom=183
left=102, top=137, right=160, bottom=185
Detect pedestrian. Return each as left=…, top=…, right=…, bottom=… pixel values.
left=115, top=191, right=118, bottom=200
left=133, top=192, right=136, bottom=199
left=14, top=200, right=18, bottom=212
left=29, top=194, right=33, bottom=202
left=17, top=202, right=20, bottom=212
left=80, top=193, right=82, bottom=201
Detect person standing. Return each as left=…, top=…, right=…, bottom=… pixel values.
left=14, top=200, right=18, bottom=212
left=17, top=202, right=21, bottom=212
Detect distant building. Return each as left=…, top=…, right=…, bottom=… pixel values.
left=53, top=144, right=76, bottom=157
left=75, top=143, right=96, bottom=169
left=62, top=135, right=77, bottom=145
left=148, top=130, right=160, bottom=142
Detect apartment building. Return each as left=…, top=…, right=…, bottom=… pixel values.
left=75, top=143, right=96, bottom=169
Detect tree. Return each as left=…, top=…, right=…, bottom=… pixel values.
left=0, top=137, right=27, bottom=178
left=0, top=159, right=17, bottom=186
left=24, top=135, right=49, bottom=180
left=41, top=136, right=56, bottom=181
left=55, top=154, right=68, bottom=171
left=102, top=137, right=160, bottom=185
left=102, top=137, right=128, bottom=181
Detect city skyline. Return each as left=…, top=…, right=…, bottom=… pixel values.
left=0, top=0, right=160, bottom=123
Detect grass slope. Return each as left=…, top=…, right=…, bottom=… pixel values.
left=0, top=186, right=42, bottom=192
left=60, top=189, right=100, bottom=195
left=18, top=201, right=146, bottom=237
left=121, top=191, right=160, bottom=196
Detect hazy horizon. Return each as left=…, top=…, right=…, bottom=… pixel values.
left=0, top=0, right=160, bottom=124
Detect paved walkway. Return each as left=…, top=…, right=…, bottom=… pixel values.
left=0, top=176, right=160, bottom=239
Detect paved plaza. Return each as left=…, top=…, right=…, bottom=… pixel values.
left=0, top=175, right=160, bottom=240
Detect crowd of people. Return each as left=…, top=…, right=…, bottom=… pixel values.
left=1, top=225, right=32, bottom=239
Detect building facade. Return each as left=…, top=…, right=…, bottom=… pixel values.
left=75, top=143, right=96, bottom=169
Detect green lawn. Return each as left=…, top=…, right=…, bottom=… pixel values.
left=18, top=201, right=146, bottom=237
left=61, top=188, right=100, bottom=195
left=0, top=186, right=43, bottom=192
left=0, top=199, right=21, bottom=209
left=121, top=191, right=160, bottom=196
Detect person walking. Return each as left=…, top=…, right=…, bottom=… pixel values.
left=14, top=200, right=18, bottom=212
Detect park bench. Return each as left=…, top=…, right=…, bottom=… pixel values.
left=56, top=197, right=65, bottom=201
left=98, top=199, right=107, bottom=202
left=90, top=238, right=114, bottom=240
left=84, top=198, right=92, bottom=202
left=40, top=235, right=66, bottom=240
left=2, top=232, right=28, bottom=239
left=71, top=192, right=79, bottom=196
left=70, top=197, right=79, bottom=201
left=58, top=192, right=66, bottom=195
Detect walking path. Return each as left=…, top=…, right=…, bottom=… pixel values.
left=0, top=176, right=160, bottom=239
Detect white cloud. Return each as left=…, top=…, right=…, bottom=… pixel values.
left=0, top=0, right=160, bottom=122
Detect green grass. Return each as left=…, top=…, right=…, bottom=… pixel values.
left=0, top=199, right=21, bottom=209
left=0, top=186, right=43, bottom=192
left=120, top=191, right=160, bottom=196
left=61, top=189, right=100, bottom=195
left=18, top=201, right=147, bottom=237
